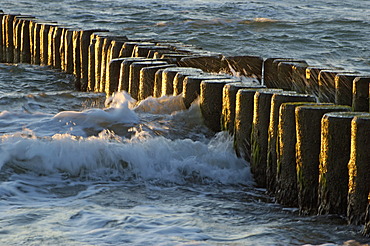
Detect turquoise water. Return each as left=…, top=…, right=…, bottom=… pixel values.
left=0, top=1, right=369, bottom=245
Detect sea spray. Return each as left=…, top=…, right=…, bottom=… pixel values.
left=0, top=129, right=252, bottom=185
left=55, top=91, right=139, bottom=127
left=105, top=90, right=137, bottom=109
left=134, top=94, right=186, bottom=115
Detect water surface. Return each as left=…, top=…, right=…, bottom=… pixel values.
left=0, top=0, right=370, bottom=245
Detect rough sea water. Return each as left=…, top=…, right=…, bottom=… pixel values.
left=0, top=0, right=370, bottom=245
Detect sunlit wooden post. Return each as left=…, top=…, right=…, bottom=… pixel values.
left=250, top=90, right=285, bottom=187
left=172, top=70, right=203, bottom=96
left=295, top=104, right=350, bottom=215
left=139, top=64, right=175, bottom=100
left=179, top=54, right=226, bottom=73
left=223, top=55, right=263, bottom=83
left=0, top=13, right=4, bottom=62
left=352, top=77, right=370, bottom=112
left=200, top=79, right=241, bottom=132
left=305, top=66, right=332, bottom=98
left=120, top=42, right=154, bottom=57
left=277, top=60, right=308, bottom=91
left=183, top=74, right=229, bottom=108
left=79, top=30, right=107, bottom=91
left=94, top=34, right=108, bottom=91
left=263, top=57, right=285, bottom=88
left=335, top=74, right=360, bottom=106
left=275, top=102, right=316, bottom=207
left=318, top=70, right=354, bottom=103
left=72, top=30, right=83, bottom=89
left=20, top=18, right=33, bottom=64
left=28, top=20, right=36, bottom=64
left=132, top=45, right=170, bottom=58
left=13, top=16, right=22, bottom=63
left=266, top=93, right=315, bottom=194
left=162, top=67, right=202, bottom=97
left=221, top=82, right=264, bottom=134
left=109, top=40, right=126, bottom=60
left=4, top=14, right=16, bottom=63
left=63, top=29, right=75, bottom=74
left=234, top=88, right=271, bottom=161
left=59, top=27, right=67, bottom=70
left=347, top=115, right=370, bottom=225
left=118, top=57, right=150, bottom=93
left=47, top=25, right=57, bottom=67
left=34, top=22, right=45, bottom=65
left=128, top=61, right=168, bottom=100
left=153, top=69, right=165, bottom=98
left=40, top=23, right=56, bottom=66
left=291, top=62, right=310, bottom=93
left=318, top=112, right=367, bottom=215
left=87, top=37, right=97, bottom=91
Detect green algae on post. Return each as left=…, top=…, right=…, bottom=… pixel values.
left=200, top=79, right=241, bottom=132
left=172, top=70, right=203, bottom=96
left=182, top=74, right=230, bottom=108
left=117, top=57, right=149, bottom=93
left=275, top=102, right=317, bottom=207
left=295, top=104, right=351, bottom=215
left=348, top=115, right=370, bottom=225
left=129, top=61, right=168, bottom=100
left=221, top=82, right=265, bottom=134
left=234, top=88, right=271, bottom=162
left=139, top=64, right=176, bottom=101
left=162, top=67, right=203, bottom=97
left=250, top=89, right=284, bottom=187
left=266, top=93, right=316, bottom=194
left=318, top=111, right=368, bottom=216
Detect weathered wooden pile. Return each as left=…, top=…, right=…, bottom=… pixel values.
left=1, top=12, right=370, bottom=236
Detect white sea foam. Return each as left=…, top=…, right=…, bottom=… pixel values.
left=54, top=91, right=139, bottom=129
left=0, top=129, right=252, bottom=185
left=105, top=90, right=137, bottom=109
left=134, top=94, right=186, bottom=115
left=47, top=92, right=186, bottom=138
left=0, top=90, right=252, bottom=184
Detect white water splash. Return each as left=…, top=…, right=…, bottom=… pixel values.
left=54, top=91, right=139, bottom=127
left=134, top=94, right=186, bottom=115
left=0, top=128, right=252, bottom=185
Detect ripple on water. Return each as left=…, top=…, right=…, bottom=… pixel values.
left=0, top=0, right=370, bottom=245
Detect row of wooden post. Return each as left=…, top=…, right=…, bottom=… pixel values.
left=213, top=62, right=370, bottom=235
left=1, top=12, right=370, bottom=236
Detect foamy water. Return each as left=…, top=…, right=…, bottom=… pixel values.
left=1, top=0, right=370, bottom=244
left=0, top=86, right=259, bottom=245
